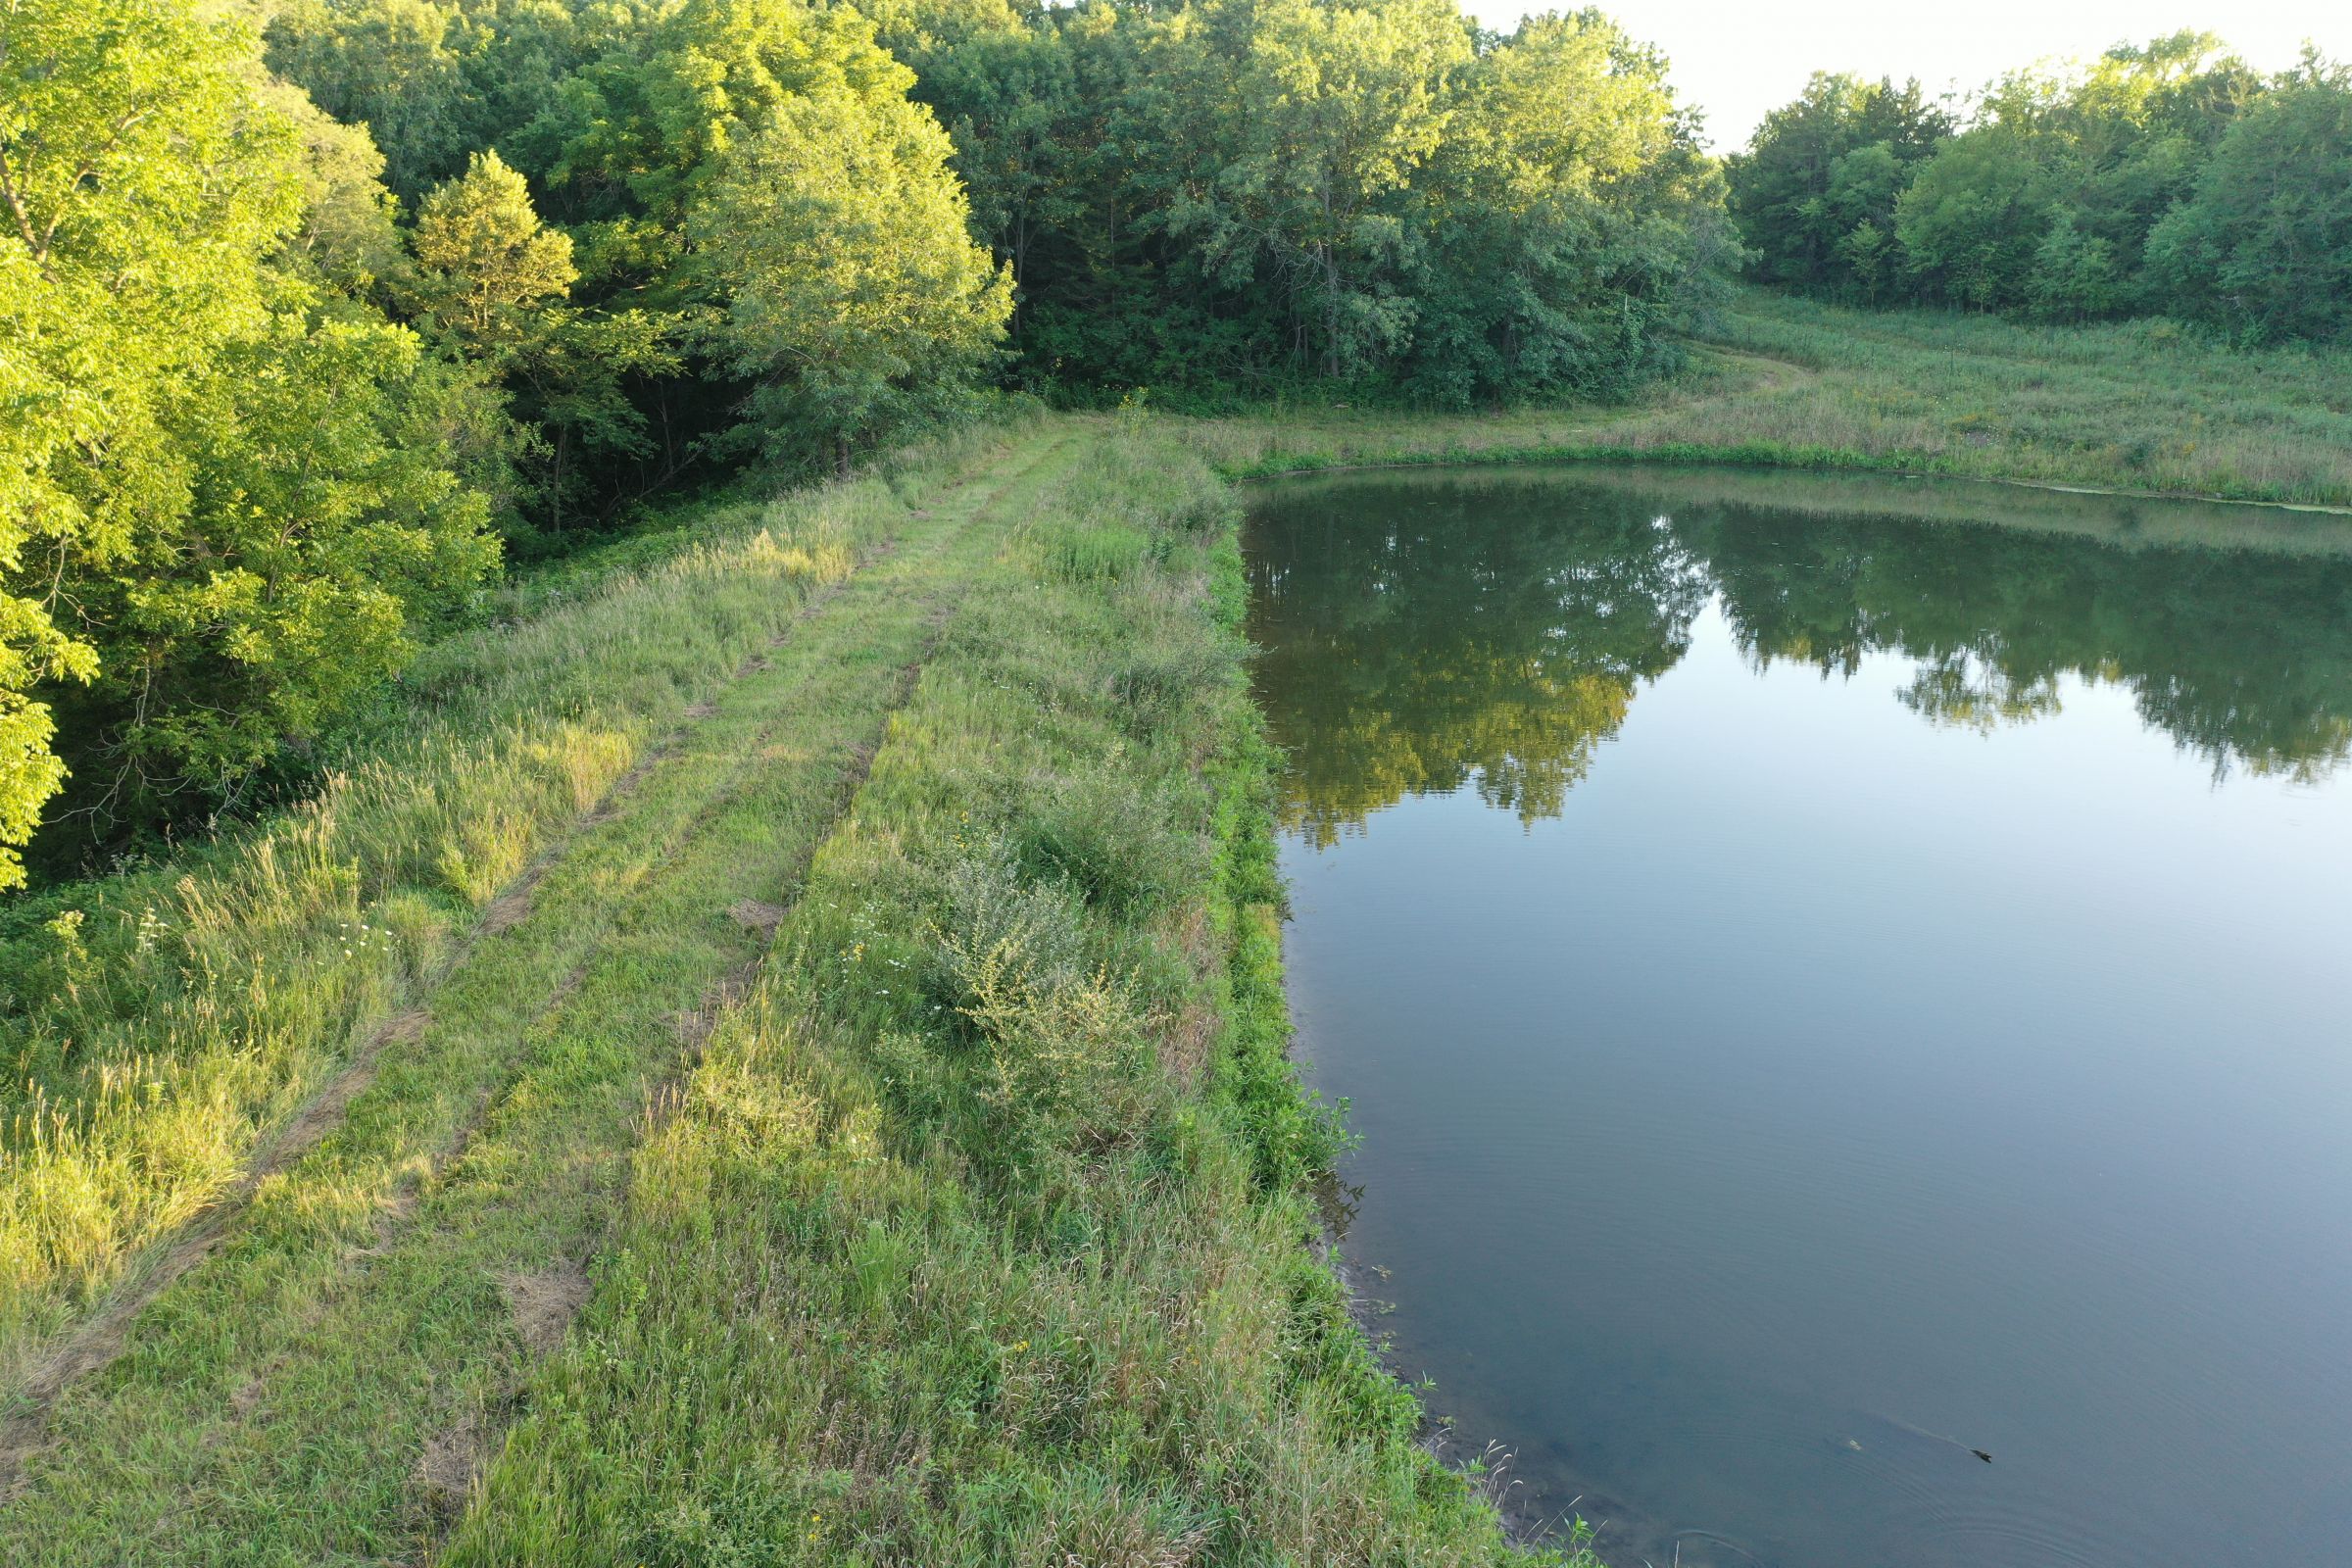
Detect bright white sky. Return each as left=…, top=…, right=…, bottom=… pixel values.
left=1466, top=1, right=2352, bottom=150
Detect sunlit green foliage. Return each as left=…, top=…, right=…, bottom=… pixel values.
left=47, top=313, right=501, bottom=808
left=695, top=84, right=1012, bottom=471
left=1, top=0, right=289, bottom=880
left=0, top=0, right=496, bottom=881
left=398, top=0, right=1014, bottom=495
left=404, top=147, right=683, bottom=537
left=411, top=149, right=576, bottom=341
left=5, top=0, right=1028, bottom=873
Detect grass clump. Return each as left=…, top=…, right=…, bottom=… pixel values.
left=1042, top=519, right=1155, bottom=581
left=1011, top=769, right=1205, bottom=918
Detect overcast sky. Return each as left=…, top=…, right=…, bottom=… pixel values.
left=1468, top=1, right=2351, bottom=151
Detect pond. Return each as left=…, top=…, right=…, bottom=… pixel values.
left=1243, top=465, right=2352, bottom=1568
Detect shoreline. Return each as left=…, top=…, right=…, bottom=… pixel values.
left=1227, top=442, right=2352, bottom=519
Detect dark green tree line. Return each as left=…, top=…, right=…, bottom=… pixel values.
left=879, top=0, right=1732, bottom=399
left=1729, top=32, right=2351, bottom=342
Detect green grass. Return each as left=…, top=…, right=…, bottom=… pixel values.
left=1189, top=286, right=2352, bottom=511
left=431, top=430, right=1563, bottom=1566
left=0, top=416, right=1592, bottom=1565
left=0, top=419, right=1040, bottom=1372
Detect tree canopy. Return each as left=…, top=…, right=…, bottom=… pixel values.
left=3, top=0, right=346, bottom=882
left=1728, top=33, right=2351, bottom=342
left=696, top=85, right=1012, bottom=473
left=873, top=0, right=1726, bottom=399
left=3, top=0, right=1734, bottom=882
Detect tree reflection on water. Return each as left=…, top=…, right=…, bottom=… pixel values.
left=1247, top=469, right=2352, bottom=840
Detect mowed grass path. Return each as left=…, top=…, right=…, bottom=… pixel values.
left=4, top=419, right=1598, bottom=1568
left=426, top=429, right=1558, bottom=1568
left=0, top=432, right=1080, bottom=1563
left=2, top=423, right=1024, bottom=1366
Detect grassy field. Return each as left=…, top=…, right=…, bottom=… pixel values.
left=1192, top=287, right=2352, bottom=511
left=0, top=416, right=1581, bottom=1565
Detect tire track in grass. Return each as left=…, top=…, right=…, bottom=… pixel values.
left=0, top=423, right=1055, bottom=1402
left=0, top=432, right=1078, bottom=1563
left=0, top=425, right=1049, bottom=1523
left=2, top=526, right=837, bottom=1405
left=0, top=430, right=1052, bottom=1455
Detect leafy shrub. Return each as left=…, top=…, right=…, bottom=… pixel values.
left=928, top=856, right=1161, bottom=1172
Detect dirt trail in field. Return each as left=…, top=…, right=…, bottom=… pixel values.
left=1684, top=342, right=1820, bottom=394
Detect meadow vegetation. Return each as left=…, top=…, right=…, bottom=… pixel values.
left=9, top=1, right=2352, bottom=1560
left=0, top=420, right=1029, bottom=1368
left=1194, top=287, right=2352, bottom=510
left=7, top=276, right=2345, bottom=1561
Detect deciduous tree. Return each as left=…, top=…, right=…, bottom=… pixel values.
left=696, top=85, right=1011, bottom=474
left=0, top=0, right=304, bottom=881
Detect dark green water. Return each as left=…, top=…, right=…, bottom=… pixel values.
left=1244, top=466, right=2352, bottom=1568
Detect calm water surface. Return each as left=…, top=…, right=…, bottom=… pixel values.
left=1244, top=466, right=2352, bottom=1568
